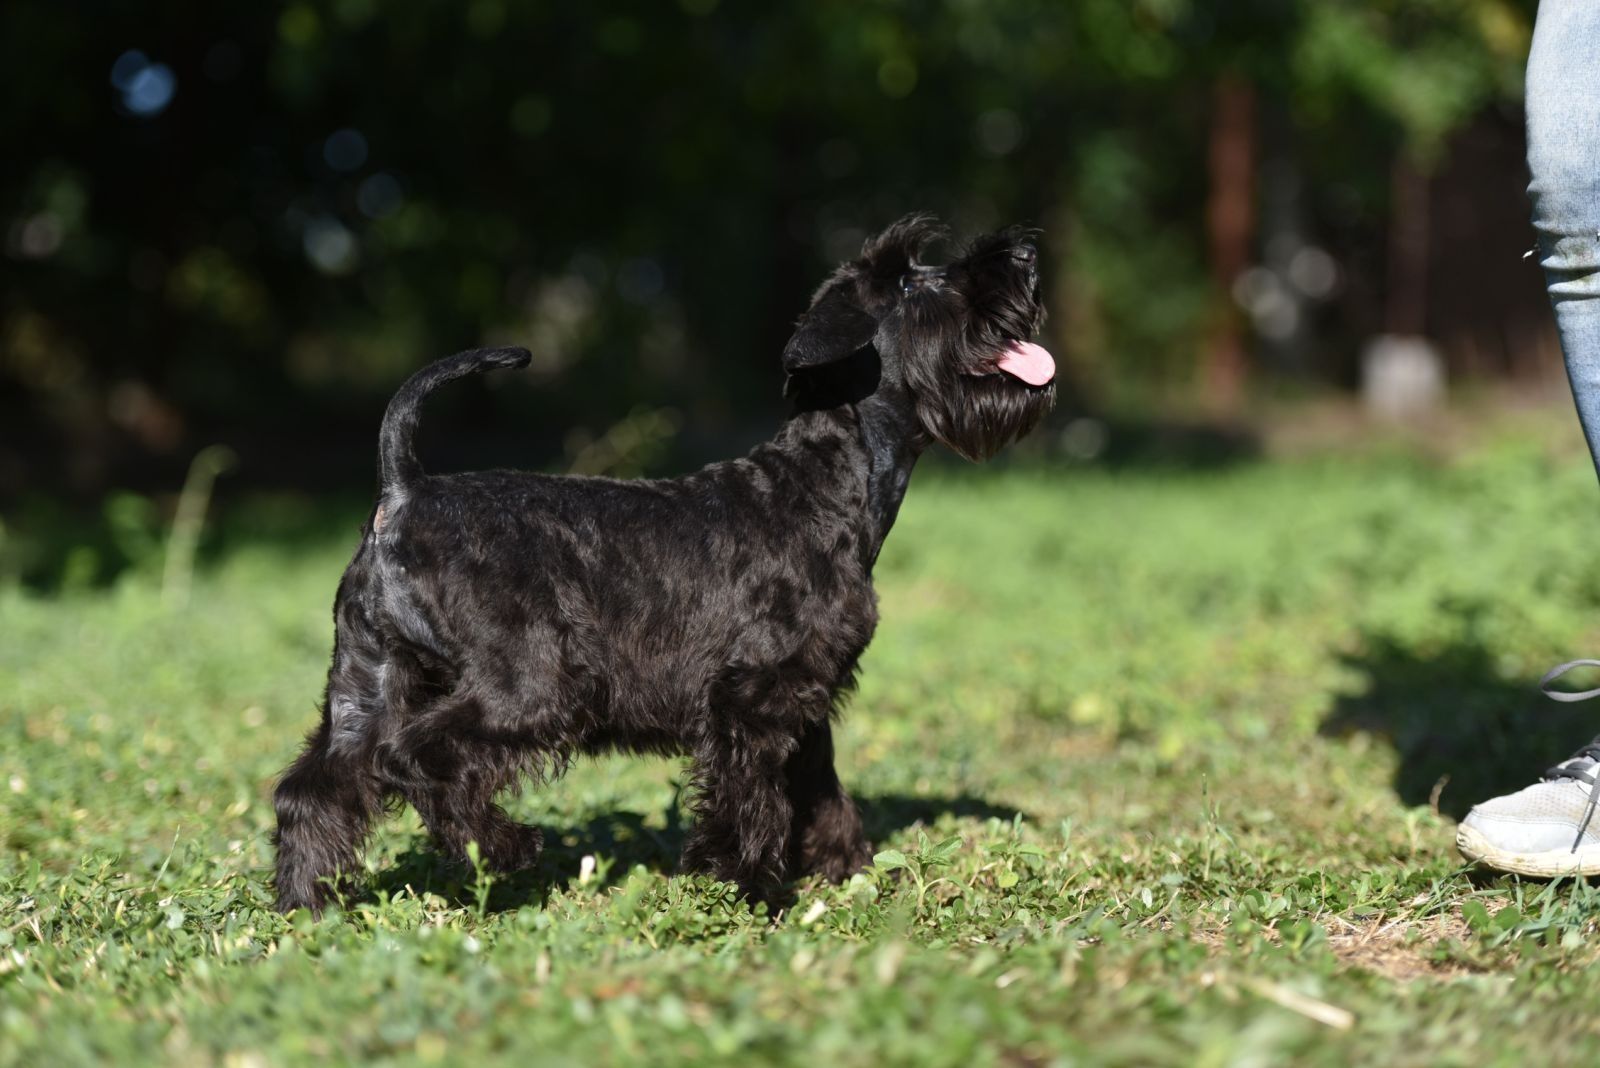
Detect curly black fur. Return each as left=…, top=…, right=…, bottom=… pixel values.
left=272, top=215, right=1055, bottom=913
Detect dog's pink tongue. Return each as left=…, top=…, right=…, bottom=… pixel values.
left=996, top=340, right=1055, bottom=386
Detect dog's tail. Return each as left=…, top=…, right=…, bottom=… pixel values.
left=377, top=346, right=532, bottom=492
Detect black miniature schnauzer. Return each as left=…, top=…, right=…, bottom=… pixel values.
left=272, top=215, right=1055, bottom=913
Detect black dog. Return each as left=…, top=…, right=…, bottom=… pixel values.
left=272, top=215, right=1055, bottom=913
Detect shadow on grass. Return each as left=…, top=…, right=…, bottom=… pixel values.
left=370, top=791, right=1026, bottom=913
left=1319, top=634, right=1600, bottom=820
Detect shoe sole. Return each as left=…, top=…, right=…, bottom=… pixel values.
left=1456, top=823, right=1600, bottom=877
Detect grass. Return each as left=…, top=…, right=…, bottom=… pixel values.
left=10, top=416, right=1600, bottom=1065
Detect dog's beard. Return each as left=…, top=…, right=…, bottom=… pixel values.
left=901, top=290, right=1056, bottom=462
left=918, top=373, right=1055, bottom=462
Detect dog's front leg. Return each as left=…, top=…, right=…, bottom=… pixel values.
left=680, top=725, right=797, bottom=906
left=785, top=720, right=871, bottom=883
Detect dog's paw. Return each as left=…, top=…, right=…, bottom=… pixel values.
left=801, top=838, right=873, bottom=884
left=481, top=823, right=544, bottom=874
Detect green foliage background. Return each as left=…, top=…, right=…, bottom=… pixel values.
left=2, top=0, right=1534, bottom=492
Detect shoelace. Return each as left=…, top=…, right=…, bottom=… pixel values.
left=1539, top=659, right=1600, bottom=852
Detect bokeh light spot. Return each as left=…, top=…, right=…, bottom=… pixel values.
left=10, top=213, right=63, bottom=259
left=597, top=18, right=642, bottom=55
left=510, top=95, right=551, bottom=138
left=618, top=258, right=665, bottom=304
left=467, top=0, right=505, bottom=37
left=1289, top=247, right=1339, bottom=299
left=279, top=6, right=321, bottom=46
left=974, top=109, right=1024, bottom=157
left=357, top=172, right=403, bottom=219
left=303, top=216, right=359, bottom=275
left=110, top=51, right=148, bottom=91
left=323, top=128, right=368, bottom=172
left=877, top=58, right=917, bottom=99
left=110, top=51, right=177, bottom=117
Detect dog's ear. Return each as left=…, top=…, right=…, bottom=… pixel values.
left=782, top=287, right=878, bottom=372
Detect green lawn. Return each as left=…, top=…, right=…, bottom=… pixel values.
left=9, top=419, right=1600, bottom=1066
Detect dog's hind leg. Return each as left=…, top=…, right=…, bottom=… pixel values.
left=785, top=720, right=871, bottom=883
left=378, top=694, right=545, bottom=875
left=272, top=671, right=386, bottom=914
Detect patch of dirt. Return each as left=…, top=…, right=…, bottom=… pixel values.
left=1320, top=912, right=1483, bottom=981
left=1187, top=899, right=1521, bottom=982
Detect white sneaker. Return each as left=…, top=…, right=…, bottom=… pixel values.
left=1457, top=660, right=1600, bottom=876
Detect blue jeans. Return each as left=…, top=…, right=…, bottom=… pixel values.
left=1529, top=0, right=1600, bottom=468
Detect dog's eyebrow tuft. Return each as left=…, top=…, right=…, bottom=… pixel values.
left=861, top=213, right=949, bottom=268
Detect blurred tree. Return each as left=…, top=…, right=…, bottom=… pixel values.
left=0, top=0, right=1539, bottom=499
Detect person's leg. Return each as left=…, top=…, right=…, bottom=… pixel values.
left=1456, top=0, right=1600, bottom=875
left=1529, top=1, right=1600, bottom=456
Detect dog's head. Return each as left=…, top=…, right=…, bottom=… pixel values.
left=783, top=214, right=1055, bottom=461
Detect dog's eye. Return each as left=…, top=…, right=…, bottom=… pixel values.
left=900, top=274, right=917, bottom=296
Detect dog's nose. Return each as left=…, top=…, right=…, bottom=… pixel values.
left=1012, top=244, right=1037, bottom=265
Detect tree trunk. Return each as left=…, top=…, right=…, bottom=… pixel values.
left=1386, top=156, right=1430, bottom=337
left=1203, top=74, right=1257, bottom=413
